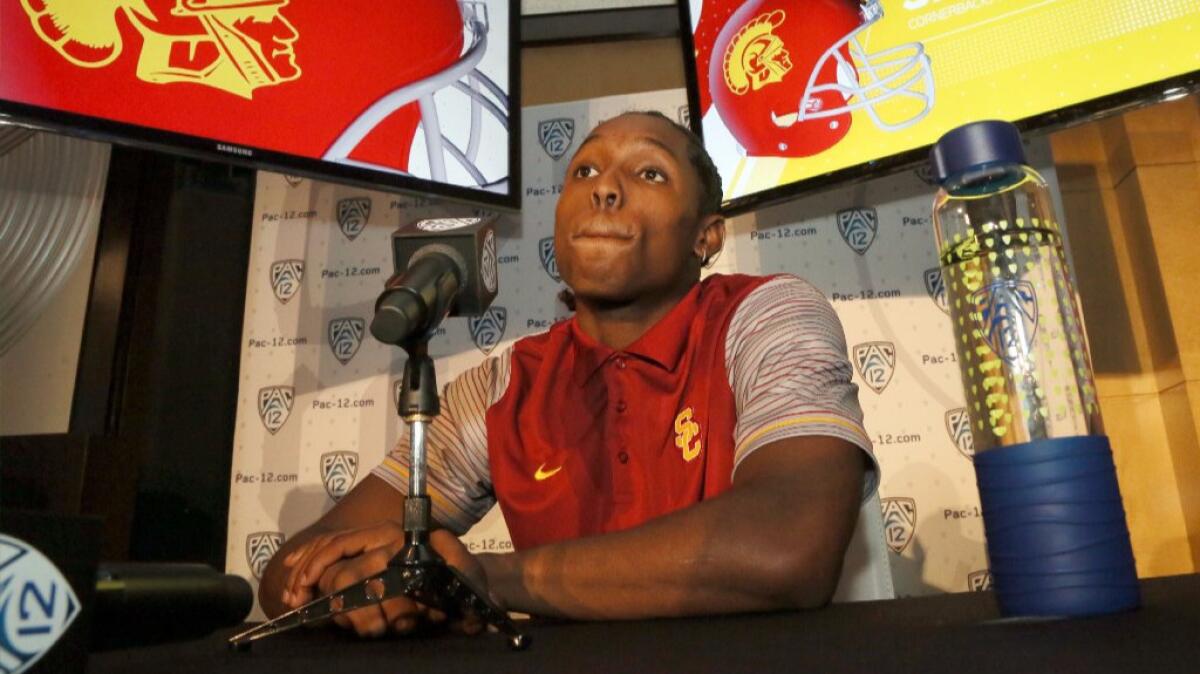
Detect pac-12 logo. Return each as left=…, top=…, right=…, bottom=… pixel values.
left=837, top=207, right=878, bottom=255
left=245, top=532, right=284, bottom=580
left=0, top=533, right=80, bottom=674
left=881, top=497, right=917, bottom=554
left=538, top=237, right=561, bottom=282
left=284, top=175, right=303, bottom=187
left=537, top=118, right=575, bottom=160
left=258, top=386, right=294, bottom=434
left=337, top=197, right=372, bottom=241
left=924, top=267, right=948, bottom=314
left=320, top=452, right=359, bottom=502
left=973, top=280, right=1038, bottom=365
left=852, top=341, right=895, bottom=394
left=945, top=407, right=974, bottom=459
left=967, top=569, right=993, bottom=592
left=481, top=229, right=499, bottom=295
left=469, top=306, right=507, bottom=356
left=270, top=259, right=304, bottom=304
left=328, top=317, right=365, bottom=365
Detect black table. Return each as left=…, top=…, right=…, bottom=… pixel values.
left=89, top=574, right=1199, bottom=673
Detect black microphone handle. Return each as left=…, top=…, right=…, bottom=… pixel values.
left=370, top=252, right=462, bottom=345
left=92, top=563, right=253, bottom=651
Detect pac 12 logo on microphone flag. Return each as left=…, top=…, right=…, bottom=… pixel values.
left=0, top=533, right=80, bottom=674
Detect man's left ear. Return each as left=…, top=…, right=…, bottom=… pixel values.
left=696, top=214, right=726, bottom=268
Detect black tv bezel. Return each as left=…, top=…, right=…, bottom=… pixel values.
left=0, top=2, right=522, bottom=211
left=676, top=2, right=1200, bottom=216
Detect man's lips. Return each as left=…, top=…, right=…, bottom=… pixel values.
left=572, top=223, right=634, bottom=240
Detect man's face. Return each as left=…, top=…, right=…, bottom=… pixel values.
left=554, top=114, right=706, bottom=306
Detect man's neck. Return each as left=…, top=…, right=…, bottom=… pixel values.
left=573, top=278, right=698, bottom=350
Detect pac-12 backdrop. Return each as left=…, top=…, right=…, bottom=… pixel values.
left=226, top=88, right=1068, bottom=618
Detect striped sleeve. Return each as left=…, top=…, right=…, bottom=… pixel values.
left=726, top=275, right=879, bottom=500
left=369, top=348, right=513, bottom=534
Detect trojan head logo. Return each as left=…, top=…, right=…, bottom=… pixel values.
left=537, top=118, right=575, bottom=160
left=673, top=407, right=703, bottom=463
left=677, top=104, right=691, bottom=127
left=257, top=385, right=294, bottom=434
left=20, top=0, right=301, bottom=99
left=245, top=531, right=284, bottom=580
left=837, top=208, right=878, bottom=255
left=924, top=267, right=948, bottom=315
left=327, top=317, right=364, bottom=365
left=283, top=175, right=303, bottom=187
left=852, top=341, right=896, bottom=395
left=320, top=451, right=359, bottom=502
left=469, top=306, right=507, bottom=356
left=973, top=280, right=1038, bottom=366
left=723, top=10, right=792, bottom=96
left=880, top=497, right=916, bottom=554
left=269, top=259, right=304, bottom=304
left=538, top=237, right=561, bottom=282
left=0, top=533, right=80, bottom=674
left=945, top=407, right=974, bottom=459
left=336, top=197, right=372, bottom=241
left=967, top=569, right=993, bottom=592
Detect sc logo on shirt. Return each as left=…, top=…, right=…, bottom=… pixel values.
left=674, top=407, right=702, bottom=462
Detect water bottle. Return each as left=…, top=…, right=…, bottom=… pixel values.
left=929, top=120, right=1139, bottom=617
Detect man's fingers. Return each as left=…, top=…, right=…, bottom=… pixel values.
left=286, top=535, right=332, bottom=598
left=297, top=531, right=375, bottom=594
left=342, top=605, right=388, bottom=638
left=378, top=595, right=424, bottom=628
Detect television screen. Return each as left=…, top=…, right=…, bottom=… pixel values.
left=1, top=0, right=519, bottom=208
left=682, top=0, right=1199, bottom=212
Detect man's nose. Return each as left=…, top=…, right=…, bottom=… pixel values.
left=591, top=174, right=622, bottom=209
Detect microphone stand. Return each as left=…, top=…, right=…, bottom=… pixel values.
left=229, top=338, right=528, bottom=651
left=386, top=337, right=529, bottom=649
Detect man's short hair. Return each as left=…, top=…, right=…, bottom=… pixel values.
left=616, top=110, right=724, bottom=217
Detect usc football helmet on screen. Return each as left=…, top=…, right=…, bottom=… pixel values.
left=706, top=0, right=934, bottom=158
left=16, top=0, right=509, bottom=188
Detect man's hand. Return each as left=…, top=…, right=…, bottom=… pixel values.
left=281, top=523, right=491, bottom=637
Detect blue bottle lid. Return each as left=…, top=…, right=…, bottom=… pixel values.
left=929, top=120, right=1027, bottom=185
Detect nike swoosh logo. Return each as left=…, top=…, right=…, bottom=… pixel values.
left=534, top=463, right=563, bottom=481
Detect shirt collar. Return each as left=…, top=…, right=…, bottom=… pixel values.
left=568, top=280, right=705, bottom=387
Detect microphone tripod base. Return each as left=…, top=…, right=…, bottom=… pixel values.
left=227, top=536, right=529, bottom=650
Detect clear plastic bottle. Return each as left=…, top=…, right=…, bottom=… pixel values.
left=932, top=143, right=1102, bottom=452
left=929, top=121, right=1138, bottom=617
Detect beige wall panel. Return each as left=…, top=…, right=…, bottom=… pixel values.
left=1099, top=391, right=1193, bottom=577
left=521, top=38, right=685, bottom=106
left=1099, top=99, right=1200, bottom=185
left=1131, top=162, right=1200, bottom=384
left=1112, top=166, right=1184, bottom=392
left=1161, top=380, right=1200, bottom=569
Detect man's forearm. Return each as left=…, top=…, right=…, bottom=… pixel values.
left=480, top=470, right=859, bottom=620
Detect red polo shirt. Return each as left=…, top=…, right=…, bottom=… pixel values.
left=373, top=274, right=876, bottom=549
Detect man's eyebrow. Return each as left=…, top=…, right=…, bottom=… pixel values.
left=574, top=133, right=681, bottom=161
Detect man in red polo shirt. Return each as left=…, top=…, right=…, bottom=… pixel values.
left=259, top=111, right=878, bottom=636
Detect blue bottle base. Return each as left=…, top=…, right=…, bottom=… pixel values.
left=974, top=435, right=1140, bottom=617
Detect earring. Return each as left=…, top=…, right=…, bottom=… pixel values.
left=697, top=248, right=709, bottom=266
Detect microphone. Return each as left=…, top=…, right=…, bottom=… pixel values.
left=91, top=563, right=253, bottom=650
left=370, top=215, right=500, bottom=345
